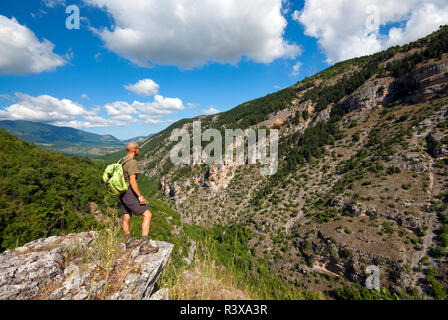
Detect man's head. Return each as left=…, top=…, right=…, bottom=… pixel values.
left=126, top=142, right=140, bottom=157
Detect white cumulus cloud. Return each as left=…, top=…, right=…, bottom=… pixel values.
left=133, top=95, right=185, bottom=117
left=0, top=15, right=66, bottom=75
left=202, top=107, right=219, bottom=115
left=0, top=92, right=88, bottom=122
left=293, top=0, right=448, bottom=64
left=104, top=101, right=137, bottom=116
left=0, top=92, right=138, bottom=129
left=0, top=91, right=185, bottom=129
left=104, top=95, right=185, bottom=119
left=83, top=0, right=300, bottom=68
left=144, top=118, right=166, bottom=125
left=290, top=61, right=302, bottom=77
left=124, top=79, right=160, bottom=96
left=41, top=0, right=66, bottom=8
left=52, top=115, right=138, bottom=128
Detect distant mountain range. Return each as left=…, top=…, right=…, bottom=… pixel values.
left=122, top=135, right=153, bottom=144
left=0, top=120, right=154, bottom=157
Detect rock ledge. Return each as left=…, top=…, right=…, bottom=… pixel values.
left=0, top=232, right=173, bottom=300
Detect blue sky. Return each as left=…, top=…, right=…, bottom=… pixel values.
left=0, top=0, right=446, bottom=140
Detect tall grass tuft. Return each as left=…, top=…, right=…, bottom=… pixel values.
left=159, top=237, right=252, bottom=299
left=159, top=236, right=324, bottom=300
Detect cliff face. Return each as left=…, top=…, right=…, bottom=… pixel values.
left=388, top=59, right=448, bottom=104
left=0, top=232, right=173, bottom=300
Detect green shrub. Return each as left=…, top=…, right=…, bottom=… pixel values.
left=426, top=275, right=447, bottom=300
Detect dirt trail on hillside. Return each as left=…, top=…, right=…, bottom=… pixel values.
left=410, top=156, right=438, bottom=288
left=425, top=157, right=437, bottom=251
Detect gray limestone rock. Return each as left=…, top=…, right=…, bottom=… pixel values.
left=149, top=288, right=169, bottom=300
left=0, top=232, right=173, bottom=300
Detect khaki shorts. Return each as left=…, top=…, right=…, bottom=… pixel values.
left=119, top=186, right=148, bottom=215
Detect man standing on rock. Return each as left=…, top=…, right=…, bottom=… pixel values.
left=119, top=142, right=159, bottom=254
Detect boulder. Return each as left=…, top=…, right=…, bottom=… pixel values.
left=0, top=232, right=173, bottom=300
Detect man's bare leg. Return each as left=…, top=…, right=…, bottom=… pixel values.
left=140, top=209, right=159, bottom=253
left=122, top=213, right=132, bottom=238
left=141, top=210, right=152, bottom=238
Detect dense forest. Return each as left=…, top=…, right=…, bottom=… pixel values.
left=0, top=129, right=118, bottom=251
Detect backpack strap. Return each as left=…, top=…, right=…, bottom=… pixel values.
left=118, top=156, right=132, bottom=166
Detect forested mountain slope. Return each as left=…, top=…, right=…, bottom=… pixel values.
left=0, top=120, right=124, bottom=157
left=0, top=129, right=117, bottom=250
left=116, top=25, right=448, bottom=299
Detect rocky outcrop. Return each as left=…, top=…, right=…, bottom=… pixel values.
left=160, top=163, right=236, bottom=205
left=311, top=107, right=332, bottom=126
left=426, top=132, right=448, bottom=158
left=341, top=78, right=392, bottom=111
left=342, top=202, right=377, bottom=217
left=0, top=232, right=173, bottom=300
left=342, top=202, right=423, bottom=233
left=387, top=59, right=448, bottom=104
left=149, top=287, right=169, bottom=300
left=395, top=152, right=430, bottom=173
left=89, top=202, right=103, bottom=222
left=295, top=229, right=411, bottom=286
left=170, top=182, right=181, bottom=200
left=160, top=178, right=184, bottom=203
left=160, top=177, right=171, bottom=197
left=411, top=60, right=448, bottom=101
left=204, top=164, right=235, bottom=195
left=339, top=59, right=448, bottom=112
left=182, top=239, right=196, bottom=266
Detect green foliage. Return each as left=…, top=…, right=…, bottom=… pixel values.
left=302, top=59, right=380, bottom=113
left=426, top=274, right=447, bottom=300
left=0, top=129, right=114, bottom=251
left=214, top=86, right=307, bottom=130
left=178, top=223, right=322, bottom=299
left=302, top=110, right=309, bottom=121
left=426, top=134, right=443, bottom=158
left=330, top=285, right=414, bottom=300
left=401, top=184, right=411, bottom=190
left=137, top=174, right=160, bottom=198
left=386, top=166, right=401, bottom=175
left=441, top=231, right=448, bottom=248
left=429, top=245, right=447, bottom=258
left=386, top=25, right=448, bottom=78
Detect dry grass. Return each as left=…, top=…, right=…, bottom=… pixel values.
left=166, top=261, right=251, bottom=300
left=61, top=208, right=128, bottom=299
left=159, top=239, right=252, bottom=300
left=88, top=210, right=127, bottom=299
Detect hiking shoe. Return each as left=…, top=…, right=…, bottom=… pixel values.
left=139, top=240, right=159, bottom=254
left=125, top=237, right=142, bottom=250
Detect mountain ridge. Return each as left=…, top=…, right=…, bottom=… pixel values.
left=0, top=120, right=154, bottom=157
left=124, top=25, right=448, bottom=298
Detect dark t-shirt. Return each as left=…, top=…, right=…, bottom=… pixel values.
left=122, top=157, right=139, bottom=185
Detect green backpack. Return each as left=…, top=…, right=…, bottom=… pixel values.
left=103, top=157, right=132, bottom=195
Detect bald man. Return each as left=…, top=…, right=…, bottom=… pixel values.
left=119, top=142, right=159, bottom=254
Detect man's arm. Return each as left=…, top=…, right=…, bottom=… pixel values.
left=129, top=175, right=146, bottom=204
